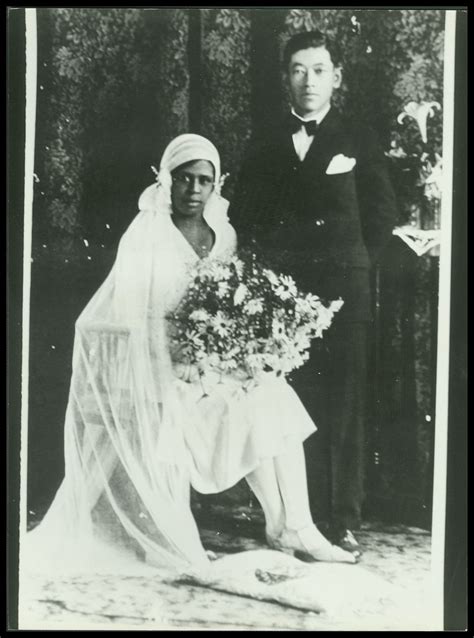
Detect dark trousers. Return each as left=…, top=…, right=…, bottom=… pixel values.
left=289, top=321, right=369, bottom=531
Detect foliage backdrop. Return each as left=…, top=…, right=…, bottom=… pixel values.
left=29, top=8, right=444, bottom=527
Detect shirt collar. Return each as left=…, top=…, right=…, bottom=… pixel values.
left=291, top=104, right=331, bottom=126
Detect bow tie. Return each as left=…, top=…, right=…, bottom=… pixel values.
left=290, top=114, right=318, bottom=136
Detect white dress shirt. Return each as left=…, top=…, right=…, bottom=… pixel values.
left=291, top=104, right=331, bottom=162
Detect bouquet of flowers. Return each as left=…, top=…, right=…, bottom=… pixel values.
left=167, top=252, right=343, bottom=385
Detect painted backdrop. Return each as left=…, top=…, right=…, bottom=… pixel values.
left=28, top=8, right=444, bottom=529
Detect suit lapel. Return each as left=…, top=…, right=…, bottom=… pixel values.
left=268, top=109, right=348, bottom=186
left=277, top=117, right=300, bottom=166
left=274, top=109, right=345, bottom=172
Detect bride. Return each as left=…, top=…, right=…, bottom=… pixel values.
left=23, top=134, right=356, bottom=577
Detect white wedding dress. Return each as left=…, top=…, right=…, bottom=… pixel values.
left=21, top=196, right=316, bottom=577
left=20, top=197, right=434, bottom=630
left=160, top=212, right=317, bottom=496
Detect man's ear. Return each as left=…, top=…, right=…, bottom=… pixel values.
left=333, top=66, right=342, bottom=89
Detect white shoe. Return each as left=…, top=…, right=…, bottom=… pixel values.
left=268, top=525, right=357, bottom=564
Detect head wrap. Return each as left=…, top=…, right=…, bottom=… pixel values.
left=138, top=134, right=224, bottom=215
left=161, top=133, right=221, bottom=182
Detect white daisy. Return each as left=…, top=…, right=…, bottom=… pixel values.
left=275, top=275, right=297, bottom=300
left=190, top=309, right=210, bottom=322
left=212, top=311, right=231, bottom=338
left=245, top=299, right=264, bottom=315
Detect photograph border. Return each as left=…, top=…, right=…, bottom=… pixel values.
left=7, top=6, right=467, bottom=631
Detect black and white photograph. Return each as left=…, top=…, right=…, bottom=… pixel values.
left=7, top=6, right=467, bottom=631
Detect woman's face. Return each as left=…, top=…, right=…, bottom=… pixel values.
left=171, top=159, right=215, bottom=219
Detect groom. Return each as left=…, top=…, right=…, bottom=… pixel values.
left=229, top=30, right=398, bottom=555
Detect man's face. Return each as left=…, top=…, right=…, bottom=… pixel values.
left=287, top=46, right=342, bottom=118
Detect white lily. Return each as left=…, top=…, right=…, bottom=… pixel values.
left=397, top=101, right=441, bottom=144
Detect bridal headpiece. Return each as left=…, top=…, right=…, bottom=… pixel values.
left=138, top=134, right=227, bottom=214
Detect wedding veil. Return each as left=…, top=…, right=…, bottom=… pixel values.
left=22, top=135, right=230, bottom=575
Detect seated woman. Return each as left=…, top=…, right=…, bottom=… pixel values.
left=24, top=134, right=356, bottom=576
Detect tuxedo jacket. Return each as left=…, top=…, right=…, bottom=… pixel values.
left=228, top=108, right=398, bottom=322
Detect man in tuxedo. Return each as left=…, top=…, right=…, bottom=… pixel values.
left=229, top=30, right=398, bottom=555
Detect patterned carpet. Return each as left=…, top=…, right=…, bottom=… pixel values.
left=19, top=505, right=437, bottom=631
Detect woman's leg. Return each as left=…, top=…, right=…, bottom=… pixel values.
left=272, top=436, right=357, bottom=563
left=245, top=438, right=357, bottom=562
left=245, top=459, right=285, bottom=540
left=273, top=437, right=313, bottom=530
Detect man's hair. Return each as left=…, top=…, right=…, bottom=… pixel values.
left=282, top=30, right=342, bottom=70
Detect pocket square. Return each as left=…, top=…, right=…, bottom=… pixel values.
left=325, top=154, right=356, bottom=175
